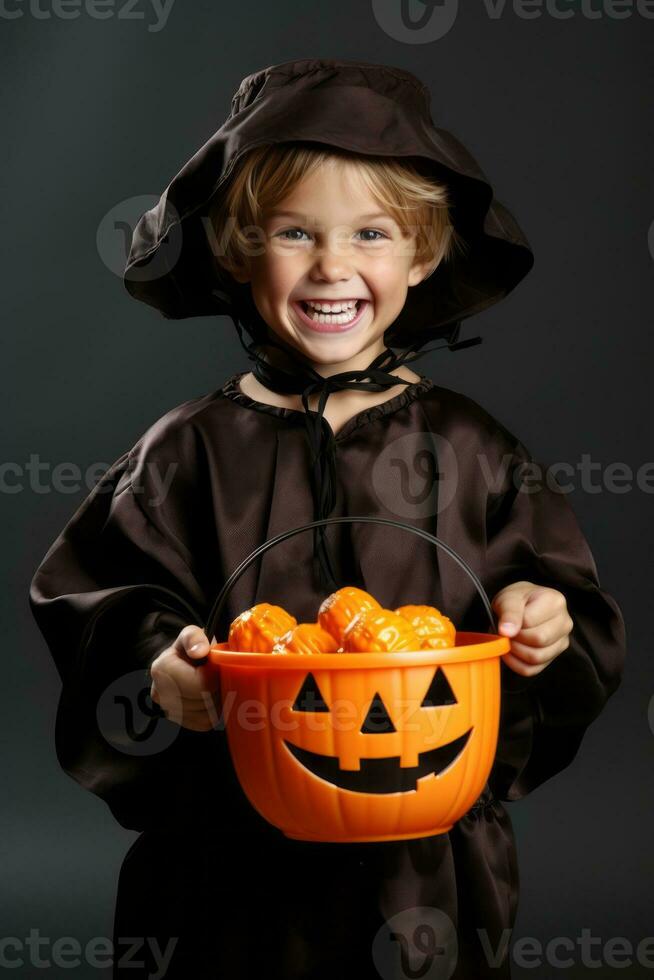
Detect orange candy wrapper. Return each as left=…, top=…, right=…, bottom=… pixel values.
left=224, top=588, right=457, bottom=654
left=395, top=604, right=456, bottom=650
left=341, top=608, right=420, bottom=653
left=272, top=623, right=341, bottom=655
left=317, top=586, right=381, bottom=645
left=228, top=603, right=297, bottom=653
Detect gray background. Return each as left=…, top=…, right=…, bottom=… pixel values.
left=3, top=1, right=652, bottom=977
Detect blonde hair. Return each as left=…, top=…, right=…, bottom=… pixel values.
left=206, top=142, right=467, bottom=283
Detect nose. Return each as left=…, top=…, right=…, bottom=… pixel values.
left=309, top=237, right=355, bottom=283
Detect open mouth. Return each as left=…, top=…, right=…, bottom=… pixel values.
left=293, top=299, right=369, bottom=333
left=283, top=728, right=473, bottom=794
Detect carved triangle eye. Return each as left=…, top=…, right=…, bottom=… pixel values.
left=360, top=692, right=396, bottom=734
left=292, top=673, right=330, bottom=712
left=420, top=668, right=457, bottom=707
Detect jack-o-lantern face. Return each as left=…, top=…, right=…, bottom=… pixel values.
left=285, top=670, right=472, bottom=794
left=212, top=636, right=505, bottom=843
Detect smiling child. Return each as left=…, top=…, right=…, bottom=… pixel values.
left=30, top=59, right=626, bottom=980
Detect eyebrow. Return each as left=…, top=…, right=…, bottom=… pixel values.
left=267, top=209, right=396, bottom=223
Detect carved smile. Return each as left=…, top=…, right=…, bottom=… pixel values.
left=283, top=727, right=473, bottom=794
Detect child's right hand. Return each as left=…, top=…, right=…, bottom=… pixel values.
left=149, top=625, right=220, bottom=732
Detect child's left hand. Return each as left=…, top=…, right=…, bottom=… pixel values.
left=491, top=581, right=574, bottom=677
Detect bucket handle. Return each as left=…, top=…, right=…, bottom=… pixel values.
left=204, top=516, right=498, bottom=641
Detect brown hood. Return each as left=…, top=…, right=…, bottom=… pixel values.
left=123, top=58, right=534, bottom=348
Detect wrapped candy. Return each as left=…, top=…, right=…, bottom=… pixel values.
left=317, top=586, right=381, bottom=646
left=272, top=623, right=341, bottom=655
left=228, top=603, right=297, bottom=653
left=226, top=592, right=456, bottom=656
left=341, top=608, right=421, bottom=653
left=395, top=604, right=456, bottom=650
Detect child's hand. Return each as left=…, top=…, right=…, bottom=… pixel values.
left=491, top=581, right=574, bottom=678
left=149, top=625, right=221, bottom=732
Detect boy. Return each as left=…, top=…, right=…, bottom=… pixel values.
left=30, top=59, right=626, bottom=979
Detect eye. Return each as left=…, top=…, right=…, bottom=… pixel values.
left=360, top=692, right=396, bottom=734
left=420, top=668, right=457, bottom=707
left=275, top=227, right=390, bottom=243
left=356, top=229, right=389, bottom=242
left=276, top=228, right=311, bottom=242
left=292, top=673, right=330, bottom=712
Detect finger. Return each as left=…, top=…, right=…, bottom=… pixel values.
left=514, top=614, right=574, bottom=649
left=150, top=682, right=160, bottom=704
left=163, top=697, right=219, bottom=728
left=176, top=693, right=221, bottom=712
left=521, top=589, right=568, bottom=629
left=173, top=625, right=211, bottom=660
left=493, top=589, right=531, bottom=637
left=186, top=638, right=211, bottom=660
left=148, top=670, right=183, bottom=717
left=505, top=634, right=571, bottom=667
left=152, top=648, right=216, bottom=691
left=153, top=684, right=221, bottom=714
left=157, top=682, right=222, bottom=728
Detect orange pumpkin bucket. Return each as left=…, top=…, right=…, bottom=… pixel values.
left=207, top=517, right=510, bottom=843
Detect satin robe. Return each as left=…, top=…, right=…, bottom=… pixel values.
left=29, top=372, right=626, bottom=979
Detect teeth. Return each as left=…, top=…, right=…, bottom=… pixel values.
left=299, top=299, right=365, bottom=325
left=301, top=302, right=362, bottom=325
left=305, top=300, right=358, bottom=313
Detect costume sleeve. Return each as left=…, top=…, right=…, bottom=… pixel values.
left=483, top=438, right=627, bottom=801
left=29, top=449, right=216, bottom=832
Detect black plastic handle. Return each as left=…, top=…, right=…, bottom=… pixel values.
left=204, top=515, right=497, bottom=641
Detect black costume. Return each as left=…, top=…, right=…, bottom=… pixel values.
left=29, top=59, right=626, bottom=978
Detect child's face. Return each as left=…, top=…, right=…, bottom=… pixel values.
left=233, top=160, right=433, bottom=371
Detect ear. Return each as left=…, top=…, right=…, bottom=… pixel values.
left=407, top=257, right=437, bottom=287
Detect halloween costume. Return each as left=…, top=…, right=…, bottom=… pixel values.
left=29, top=59, right=626, bottom=979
